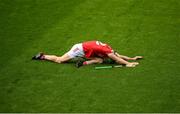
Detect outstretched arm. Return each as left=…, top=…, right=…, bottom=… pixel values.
left=108, top=53, right=139, bottom=67
left=115, top=52, right=143, bottom=60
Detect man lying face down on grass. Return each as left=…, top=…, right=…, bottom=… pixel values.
left=32, top=41, right=143, bottom=68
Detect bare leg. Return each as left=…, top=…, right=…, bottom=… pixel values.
left=44, top=53, right=72, bottom=63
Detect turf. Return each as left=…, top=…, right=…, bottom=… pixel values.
left=0, top=0, right=179, bottom=112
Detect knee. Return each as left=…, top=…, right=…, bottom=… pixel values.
left=55, top=57, right=62, bottom=63
left=96, top=58, right=103, bottom=64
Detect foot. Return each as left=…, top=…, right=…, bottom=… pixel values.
left=75, top=60, right=83, bottom=68
left=32, top=52, right=45, bottom=60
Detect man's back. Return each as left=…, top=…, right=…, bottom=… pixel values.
left=82, top=41, right=113, bottom=58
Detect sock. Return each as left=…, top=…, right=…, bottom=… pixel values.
left=41, top=55, right=45, bottom=60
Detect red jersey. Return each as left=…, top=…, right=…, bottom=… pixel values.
left=82, top=41, right=113, bottom=58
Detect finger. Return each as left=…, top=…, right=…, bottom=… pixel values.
left=133, top=62, right=139, bottom=65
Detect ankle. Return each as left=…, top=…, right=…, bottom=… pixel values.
left=41, top=55, right=45, bottom=60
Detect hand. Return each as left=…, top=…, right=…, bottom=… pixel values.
left=133, top=56, right=143, bottom=60
left=126, top=62, right=139, bottom=67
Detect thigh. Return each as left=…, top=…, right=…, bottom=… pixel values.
left=67, top=44, right=84, bottom=58
left=60, top=53, right=72, bottom=62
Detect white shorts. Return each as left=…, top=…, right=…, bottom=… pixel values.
left=67, top=43, right=85, bottom=58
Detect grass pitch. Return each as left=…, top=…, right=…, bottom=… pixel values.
left=0, top=0, right=179, bottom=112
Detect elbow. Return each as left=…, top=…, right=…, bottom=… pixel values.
left=96, top=58, right=103, bottom=64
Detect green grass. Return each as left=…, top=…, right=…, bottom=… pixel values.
left=0, top=0, right=180, bottom=112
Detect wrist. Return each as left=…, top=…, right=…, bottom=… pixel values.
left=131, top=57, right=136, bottom=60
